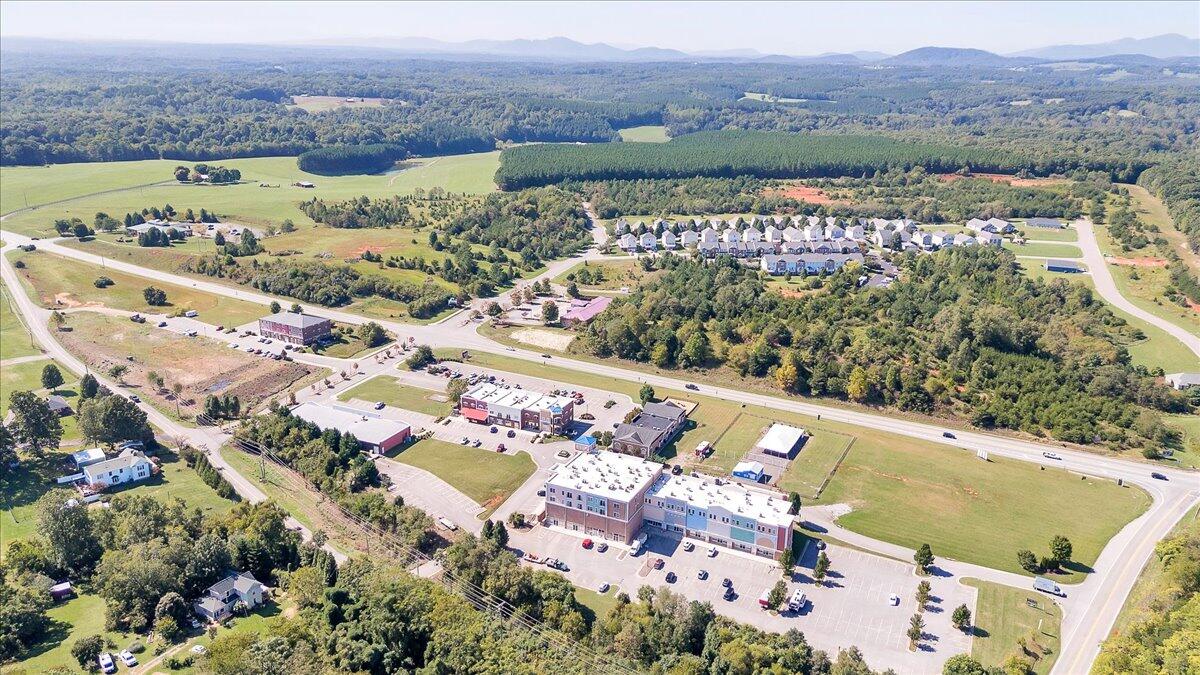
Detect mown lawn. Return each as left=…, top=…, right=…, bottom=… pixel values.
left=337, top=376, right=451, bottom=417
left=391, top=438, right=535, bottom=511
left=0, top=153, right=498, bottom=237
left=553, top=258, right=662, bottom=292
left=10, top=248, right=265, bottom=328
left=1016, top=225, right=1078, bottom=242
left=575, top=586, right=621, bottom=622
left=963, top=578, right=1062, bottom=674
left=445, top=351, right=1151, bottom=581
left=9, top=592, right=142, bottom=674
left=1003, top=241, right=1083, bottom=258
left=1, top=281, right=39, bottom=360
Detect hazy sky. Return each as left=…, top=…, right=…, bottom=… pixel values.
left=2, top=1, right=1197, bottom=55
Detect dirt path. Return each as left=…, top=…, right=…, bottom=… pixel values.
left=388, top=158, right=439, bottom=187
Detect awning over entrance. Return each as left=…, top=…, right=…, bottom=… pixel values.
left=462, top=407, right=489, bottom=422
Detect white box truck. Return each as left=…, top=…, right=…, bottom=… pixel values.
left=1033, top=576, right=1062, bottom=596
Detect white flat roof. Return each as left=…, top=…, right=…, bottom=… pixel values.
left=546, top=451, right=661, bottom=503
left=292, top=402, right=409, bottom=445
left=756, top=423, right=807, bottom=454
left=71, top=447, right=106, bottom=464
left=465, top=383, right=572, bottom=413
left=649, top=472, right=794, bottom=528
left=734, top=460, right=765, bottom=474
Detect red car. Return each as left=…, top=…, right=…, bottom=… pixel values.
left=653, top=557, right=664, bottom=570
left=582, top=538, right=594, bottom=549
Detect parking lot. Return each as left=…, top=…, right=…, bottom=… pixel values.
left=509, top=526, right=976, bottom=674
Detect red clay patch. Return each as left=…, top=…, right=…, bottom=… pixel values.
left=351, top=245, right=384, bottom=257
left=1108, top=256, right=1168, bottom=267
left=938, top=173, right=1066, bottom=187
left=771, top=183, right=840, bottom=205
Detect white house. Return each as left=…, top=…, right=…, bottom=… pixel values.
left=614, top=218, right=630, bottom=234
left=193, top=572, right=265, bottom=622
left=722, top=227, right=741, bottom=244
left=660, top=230, right=678, bottom=249
left=1165, top=373, right=1200, bottom=390
left=782, top=226, right=803, bottom=242
left=618, top=233, right=638, bottom=252
left=953, top=233, right=977, bottom=247
left=975, top=231, right=1003, bottom=247
left=986, top=217, right=1014, bottom=233
left=680, top=229, right=699, bottom=247
left=803, top=223, right=824, bottom=241
left=743, top=227, right=763, bottom=243
left=700, top=227, right=720, bottom=244
left=82, top=452, right=154, bottom=489
left=910, top=231, right=934, bottom=249
left=639, top=232, right=657, bottom=250
left=931, top=231, right=955, bottom=248
left=764, top=225, right=782, bottom=243
left=845, top=225, right=865, bottom=240
left=824, top=223, right=846, bottom=240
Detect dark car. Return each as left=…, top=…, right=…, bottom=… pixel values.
left=507, top=429, right=516, bottom=438
left=1151, top=472, right=1168, bottom=480
left=490, top=426, right=498, bottom=433
left=721, top=577, right=732, bottom=588
left=942, top=431, right=956, bottom=439
left=671, top=464, right=683, bottom=475
left=665, top=571, right=677, bottom=583
left=723, top=587, right=736, bottom=601
left=685, top=384, right=699, bottom=390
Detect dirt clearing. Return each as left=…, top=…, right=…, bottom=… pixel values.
left=938, top=173, right=1068, bottom=187
left=771, top=183, right=840, bottom=205
left=1107, top=256, right=1168, bottom=267
left=509, top=328, right=575, bottom=351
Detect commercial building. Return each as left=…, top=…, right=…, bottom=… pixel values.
left=612, top=401, right=688, bottom=458
left=1045, top=259, right=1086, bottom=274
left=643, top=470, right=797, bottom=560
left=1165, top=373, right=1200, bottom=390
left=291, top=402, right=411, bottom=453
left=459, top=383, right=575, bottom=433
left=258, top=310, right=332, bottom=345
left=561, top=296, right=612, bottom=327
left=543, top=451, right=660, bottom=543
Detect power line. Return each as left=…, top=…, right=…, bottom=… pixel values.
left=230, top=436, right=636, bottom=674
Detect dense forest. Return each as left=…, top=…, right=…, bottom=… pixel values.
left=495, top=131, right=1142, bottom=189
left=573, top=175, right=803, bottom=218
left=580, top=249, right=1190, bottom=451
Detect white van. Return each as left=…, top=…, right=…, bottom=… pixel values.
left=184, top=310, right=198, bottom=318
left=437, top=517, right=458, bottom=531
left=787, top=589, right=807, bottom=612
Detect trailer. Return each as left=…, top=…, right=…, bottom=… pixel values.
left=787, top=589, right=807, bottom=612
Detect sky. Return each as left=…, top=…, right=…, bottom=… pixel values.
left=1, top=1, right=1197, bottom=55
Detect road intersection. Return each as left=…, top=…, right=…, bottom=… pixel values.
left=2, top=227, right=1196, bottom=674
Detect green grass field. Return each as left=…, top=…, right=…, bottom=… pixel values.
left=440, top=351, right=1148, bottom=579
left=337, top=376, right=451, bottom=417
left=1, top=281, right=39, bottom=360
left=575, top=586, right=621, bottom=622
left=553, top=258, right=662, bottom=292
left=1162, top=414, right=1200, bottom=470
left=1017, top=226, right=1078, bottom=242
left=1003, top=241, right=1083, bottom=258
left=617, top=126, right=670, bottom=143
left=10, top=248, right=266, bottom=328
left=0, top=152, right=499, bottom=237
left=963, top=578, right=1062, bottom=674
left=391, top=438, right=535, bottom=512
left=1016, top=260, right=1194, bottom=372
left=8, top=592, right=142, bottom=673
left=0, top=357, right=75, bottom=416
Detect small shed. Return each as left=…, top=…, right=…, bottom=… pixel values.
left=732, top=461, right=766, bottom=483
left=574, top=434, right=598, bottom=453
left=49, top=581, right=73, bottom=602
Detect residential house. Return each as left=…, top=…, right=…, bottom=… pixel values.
left=699, top=227, right=719, bottom=245
left=953, top=233, right=977, bottom=247
left=824, top=222, right=845, bottom=240
left=638, top=232, right=657, bottom=251
left=975, top=231, right=1003, bottom=247
left=1164, top=373, right=1200, bottom=390
left=680, top=229, right=699, bottom=247
left=931, top=231, right=955, bottom=248
left=782, top=226, right=803, bottom=242
left=845, top=224, right=865, bottom=240
left=613, top=218, right=629, bottom=234
left=743, top=227, right=763, bottom=243
left=194, top=572, right=265, bottom=622
left=660, top=230, right=678, bottom=250
left=987, top=217, right=1015, bottom=233
left=803, top=222, right=824, bottom=241
left=764, top=225, right=782, bottom=243
left=721, top=227, right=741, bottom=244
left=909, top=231, right=934, bottom=249
left=82, top=452, right=155, bottom=489
left=618, top=233, right=638, bottom=252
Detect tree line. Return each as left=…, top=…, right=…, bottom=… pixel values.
left=580, top=249, right=1190, bottom=451
left=569, top=175, right=803, bottom=218
left=494, top=131, right=1125, bottom=190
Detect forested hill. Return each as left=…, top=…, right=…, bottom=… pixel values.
left=494, top=131, right=1140, bottom=189
left=581, top=248, right=1189, bottom=451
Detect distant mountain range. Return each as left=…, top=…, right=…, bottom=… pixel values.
left=1011, top=33, right=1200, bottom=60
left=301, top=33, right=1198, bottom=64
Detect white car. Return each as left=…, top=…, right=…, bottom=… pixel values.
left=707, top=547, right=718, bottom=558
left=98, top=653, right=116, bottom=674
left=598, top=582, right=610, bottom=593
left=191, top=644, right=208, bottom=655
left=888, top=593, right=900, bottom=606
left=682, top=541, right=695, bottom=552
left=118, top=649, right=138, bottom=666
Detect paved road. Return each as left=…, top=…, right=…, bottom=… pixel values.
left=1075, top=218, right=1200, bottom=358
left=4, top=227, right=1197, bottom=673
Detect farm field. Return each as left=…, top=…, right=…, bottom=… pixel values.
left=553, top=257, right=662, bottom=292
left=1014, top=260, right=1193, bottom=372
left=617, top=125, right=670, bottom=143
left=391, top=438, right=536, bottom=512
left=289, top=94, right=389, bottom=112
left=1121, top=183, right=1200, bottom=273
left=10, top=248, right=266, bottom=328
left=0, top=151, right=499, bottom=237
left=437, top=351, right=1147, bottom=580
left=338, top=376, right=451, bottom=417
left=1003, top=241, right=1083, bottom=258
left=54, top=312, right=317, bottom=423
left=1, top=281, right=39, bottom=360
left=963, top=578, right=1063, bottom=674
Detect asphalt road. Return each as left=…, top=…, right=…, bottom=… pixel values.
left=3, top=227, right=1196, bottom=673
